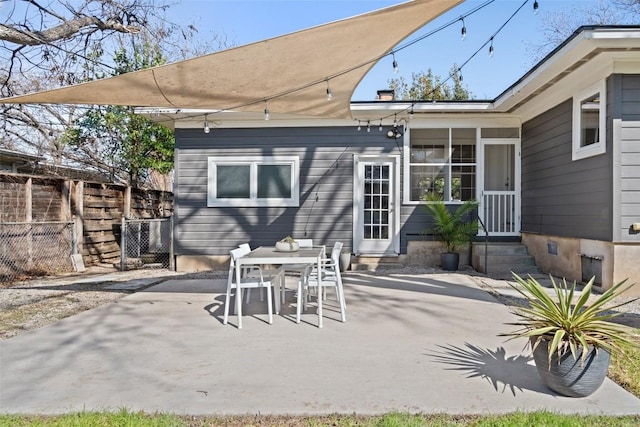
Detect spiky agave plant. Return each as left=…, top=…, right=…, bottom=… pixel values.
left=501, top=274, right=639, bottom=368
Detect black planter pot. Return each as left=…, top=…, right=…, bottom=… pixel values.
left=532, top=340, right=610, bottom=397
left=440, top=252, right=459, bottom=271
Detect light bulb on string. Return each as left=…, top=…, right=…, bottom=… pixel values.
left=460, top=18, right=467, bottom=41
left=393, top=114, right=397, bottom=128
left=392, top=53, right=399, bottom=74
left=366, top=121, right=371, bottom=133
left=489, top=38, right=494, bottom=57
left=326, top=79, right=333, bottom=101
left=203, top=114, right=210, bottom=134
left=264, top=100, right=270, bottom=121
left=357, top=120, right=362, bottom=131
left=533, top=1, right=539, bottom=15
left=379, top=120, right=383, bottom=132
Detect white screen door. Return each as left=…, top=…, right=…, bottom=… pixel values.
left=479, top=140, right=520, bottom=236
left=353, top=155, right=399, bottom=255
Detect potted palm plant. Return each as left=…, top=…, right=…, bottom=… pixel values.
left=501, top=273, right=639, bottom=397
left=424, top=196, right=478, bottom=271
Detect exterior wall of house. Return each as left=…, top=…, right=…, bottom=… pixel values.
left=520, top=74, right=640, bottom=292
left=173, top=126, right=417, bottom=271
left=521, top=97, right=613, bottom=241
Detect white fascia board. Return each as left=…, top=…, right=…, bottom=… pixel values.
left=493, top=33, right=593, bottom=112
left=350, top=102, right=494, bottom=120
left=495, top=28, right=640, bottom=113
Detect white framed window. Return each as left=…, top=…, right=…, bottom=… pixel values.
left=572, top=80, right=606, bottom=161
left=404, top=128, right=476, bottom=203
left=207, top=156, right=299, bottom=207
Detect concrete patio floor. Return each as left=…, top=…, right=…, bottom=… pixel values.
left=1, top=272, right=639, bottom=416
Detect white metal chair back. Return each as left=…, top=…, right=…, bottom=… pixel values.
left=238, top=243, right=251, bottom=254
left=224, top=247, right=282, bottom=328
left=297, top=241, right=346, bottom=327
left=296, top=239, right=313, bottom=248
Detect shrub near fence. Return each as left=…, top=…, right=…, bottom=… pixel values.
left=0, top=221, right=75, bottom=282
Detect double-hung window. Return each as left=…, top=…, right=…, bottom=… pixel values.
left=572, top=80, right=606, bottom=160
left=207, top=156, right=299, bottom=207
left=407, top=128, right=476, bottom=202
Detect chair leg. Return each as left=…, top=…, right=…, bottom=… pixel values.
left=336, top=284, right=346, bottom=322
left=296, top=278, right=303, bottom=323
left=265, top=284, right=273, bottom=324
left=223, top=285, right=232, bottom=325
left=274, top=278, right=281, bottom=315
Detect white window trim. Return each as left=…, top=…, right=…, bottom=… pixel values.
left=572, top=80, right=607, bottom=161
left=207, top=156, right=299, bottom=207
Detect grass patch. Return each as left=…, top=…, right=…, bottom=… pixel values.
left=609, top=339, right=640, bottom=397
left=2, top=411, right=640, bottom=427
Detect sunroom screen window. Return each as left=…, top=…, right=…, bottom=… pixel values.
left=409, top=128, right=476, bottom=202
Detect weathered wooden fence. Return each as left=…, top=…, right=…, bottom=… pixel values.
left=0, top=172, right=173, bottom=269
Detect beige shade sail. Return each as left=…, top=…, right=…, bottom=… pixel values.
left=0, top=0, right=462, bottom=119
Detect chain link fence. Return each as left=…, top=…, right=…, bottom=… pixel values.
left=120, top=217, right=173, bottom=271
left=0, top=221, right=76, bottom=283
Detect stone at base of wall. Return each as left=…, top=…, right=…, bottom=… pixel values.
left=176, top=255, right=228, bottom=272
left=176, top=242, right=473, bottom=273
left=521, top=233, right=640, bottom=296
left=405, top=241, right=471, bottom=268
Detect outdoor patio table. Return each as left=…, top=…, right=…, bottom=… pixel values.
left=235, top=246, right=325, bottom=328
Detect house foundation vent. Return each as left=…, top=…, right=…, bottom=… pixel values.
left=580, top=254, right=603, bottom=286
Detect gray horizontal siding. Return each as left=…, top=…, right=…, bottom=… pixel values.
left=618, top=121, right=640, bottom=242
left=174, top=126, right=400, bottom=256
left=521, top=96, right=613, bottom=241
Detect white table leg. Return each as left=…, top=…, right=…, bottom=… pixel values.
left=317, top=254, right=323, bottom=328
left=235, top=262, right=243, bottom=329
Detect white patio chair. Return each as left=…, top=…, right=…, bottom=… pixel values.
left=238, top=243, right=287, bottom=303
left=296, top=241, right=346, bottom=327
left=280, top=238, right=318, bottom=302
left=224, top=247, right=283, bottom=328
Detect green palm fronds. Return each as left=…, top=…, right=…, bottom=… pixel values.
left=501, top=274, right=640, bottom=368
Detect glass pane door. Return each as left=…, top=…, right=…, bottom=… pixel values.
left=363, top=164, right=390, bottom=240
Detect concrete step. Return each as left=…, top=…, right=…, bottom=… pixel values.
left=472, top=242, right=542, bottom=278
left=472, top=242, right=529, bottom=256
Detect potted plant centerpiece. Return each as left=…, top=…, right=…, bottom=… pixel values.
left=424, top=196, right=478, bottom=271
left=275, top=235, right=299, bottom=252
left=501, top=273, right=639, bottom=397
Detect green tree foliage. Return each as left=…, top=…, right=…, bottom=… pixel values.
left=388, top=64, right=472, bottom=101
left=62, top=41, right=174, bottom=187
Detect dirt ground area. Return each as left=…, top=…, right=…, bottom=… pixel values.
left=0, top=265, right=224, bottom=341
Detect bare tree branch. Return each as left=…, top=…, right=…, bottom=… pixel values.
left=0, top=16, right=139, bottom=46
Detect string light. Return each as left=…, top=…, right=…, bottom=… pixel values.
left=123, top=0, right=531, bottom=137
left=489, top=37, right=494, bottom=57
left=533, top=1, right=539, bottom=15
left=264, top=100, right=270, bottom=120
left=326, top=79, right=333, bottom=101
left=379, top=120, right=383, bottom=132
left=366, top=121, right=371, bottom=132
left=203, top=114, right=210, bottom=133
left=393, top=114, right=397, bottom=128
left=460, top=18, right=467, bottom=41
